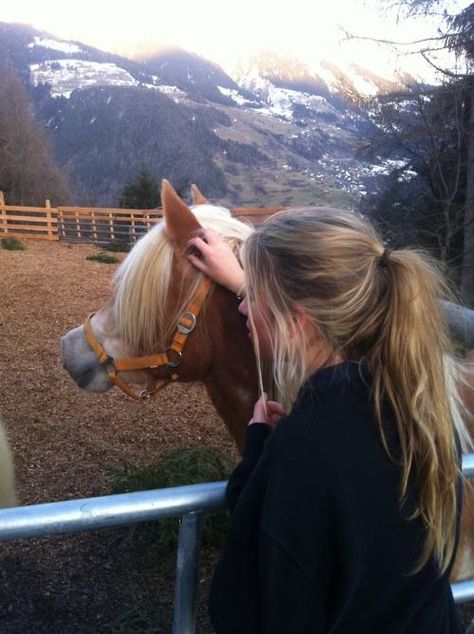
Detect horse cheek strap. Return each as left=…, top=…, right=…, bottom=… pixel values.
left=82, top=278, right=212, bottom=401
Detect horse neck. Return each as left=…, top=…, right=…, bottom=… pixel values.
left=203, top=289, right=259, bottom=455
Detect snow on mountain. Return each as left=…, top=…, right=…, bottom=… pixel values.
left=29, top=59, right=141, bottom=98
left=28, top=36, right=83, bottom=55
left=217, top=86, right=256, bottom=106
left=309, top=59, right=393, bottom=98
left=234, top=52, right=403, bottom=106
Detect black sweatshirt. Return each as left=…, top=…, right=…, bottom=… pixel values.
left=209, top=361, right=461, bottom=633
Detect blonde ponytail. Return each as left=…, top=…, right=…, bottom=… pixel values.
left=367, top=249, right=461, bottom=573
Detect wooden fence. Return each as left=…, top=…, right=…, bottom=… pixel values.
left=0, top=193, right=280, bottom=246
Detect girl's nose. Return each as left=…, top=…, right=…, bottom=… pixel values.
left=238, top=297, right=248, bottom=317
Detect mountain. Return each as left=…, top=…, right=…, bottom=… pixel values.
left=234, top=51, right=406, bottom=116
left=0, top=22, right=413, bottom=208
left=137, top=48, right=256, bottom=106
left=0, top=22, right=154, bottom=92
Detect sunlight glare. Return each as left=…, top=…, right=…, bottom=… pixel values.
left=1, top=0, right=471, bottom=78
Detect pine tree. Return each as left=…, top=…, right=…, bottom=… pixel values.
left=118, top=167, right=161, bottom=209
left=0, top=62, right=70, bottom=205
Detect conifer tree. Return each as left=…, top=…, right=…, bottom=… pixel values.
left=0, top=62, right=70, bottom=205
left=118, top=167, right=161, bottom=209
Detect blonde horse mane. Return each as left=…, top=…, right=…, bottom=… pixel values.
left=113, top=205, right=254, bottom=354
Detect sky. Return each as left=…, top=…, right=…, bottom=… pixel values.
left=1, top=0, right=471, bottom=78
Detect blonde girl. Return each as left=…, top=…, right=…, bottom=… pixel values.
left=187, top=207, right=465, bottom=634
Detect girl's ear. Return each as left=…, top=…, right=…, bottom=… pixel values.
left=291, top=305, right=321, bottom=340
left=291, top=305, right=310, bottom=328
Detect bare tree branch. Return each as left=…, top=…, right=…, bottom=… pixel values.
left=419, top=49, right=472, bottom=78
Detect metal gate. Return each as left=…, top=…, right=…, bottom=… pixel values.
left=1, top=459, right=474, bottom=632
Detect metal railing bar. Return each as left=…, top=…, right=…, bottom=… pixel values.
left=462, top=454, right=474, bottom=479
left=0, top=481, right=226, bottom=541
left=452, top=579, right=474, bottom=603
left=173, top=512, right=203, bottom=634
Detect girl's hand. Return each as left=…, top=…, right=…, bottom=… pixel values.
left=187, top=228, right=245, bottom=294
left=249, top=393, right=287, bottom=431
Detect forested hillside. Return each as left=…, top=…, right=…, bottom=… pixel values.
left=0, top=63, right=70, bottom=205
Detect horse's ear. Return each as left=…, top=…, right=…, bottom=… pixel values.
left=191, top=184, right=208, bottom=205
left=162, top=179, right=202, bottom=255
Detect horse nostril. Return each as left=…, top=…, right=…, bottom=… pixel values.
left=76, top=369, right=95, bottom=388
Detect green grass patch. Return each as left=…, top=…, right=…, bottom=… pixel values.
left=103, top=240, right=133, bottom=253
left=108, top=446, right=235, bottom=553
left=86, top=251, right=119, bottom=264
left=1, top=237, right=26, bottom=251
left=103, top=608, right=164, bottom=633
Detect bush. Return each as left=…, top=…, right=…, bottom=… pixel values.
left=108, top=446, right=235, bottom=552
left=1, top=237, right=26, bottom=250
left=103, top=240, right=132, bottom=253
left=86, top=251, right=119, bottom=264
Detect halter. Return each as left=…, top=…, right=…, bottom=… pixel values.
left=83, top=277, right=213, bottom=400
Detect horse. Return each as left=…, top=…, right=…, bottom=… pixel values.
left=61, top=179, right=474, bottom=582
left=0, top=418, right=17, bottom=508
left=61, top=181, right=258, bottom=454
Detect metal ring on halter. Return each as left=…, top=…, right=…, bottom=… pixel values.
left=177, top=311, right=197, bottom=335
left=166, top=348, right=183, bottom=368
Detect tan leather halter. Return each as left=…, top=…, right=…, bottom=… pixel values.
left=83, top=277, right=213, bottom=400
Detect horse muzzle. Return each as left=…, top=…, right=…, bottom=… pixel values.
left=61, top=325, right=113, bottom=393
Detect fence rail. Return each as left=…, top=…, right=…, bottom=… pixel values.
left=0, top=193, right=281, bottom=246
left=1, top=457, right=474, bottom=632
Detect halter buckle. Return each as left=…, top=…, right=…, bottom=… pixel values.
left=177, top=311, right=197, bottom=335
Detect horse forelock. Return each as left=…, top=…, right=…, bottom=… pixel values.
left=112, top=205, right=254, bottom=354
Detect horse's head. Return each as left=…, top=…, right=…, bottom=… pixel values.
left=61, top=181, right=257, bottom=448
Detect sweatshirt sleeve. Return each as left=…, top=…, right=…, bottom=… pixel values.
left=209, top=415, right=334, bottom=633
left=225, top=423, right=271, bottom=513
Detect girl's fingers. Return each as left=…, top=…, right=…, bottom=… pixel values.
left=268, top=401, right=286, bottom=416
left=187, top=236, right=210, bottom=255
left=200, top=228, right=222, bottom=244
left=187, top=253, right=207, bottom=271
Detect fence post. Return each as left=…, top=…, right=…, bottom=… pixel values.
left=91, top=211, right=97, bottom=243
left=0, top=191, right=6, bottom=236
left=45, top=199, right=56, bottom=240
left=172, top=511, right=203, bottom=634
left=75, top=211, right=81, bottom=240
left=130, top=211, right=136, bottom=243
left=57, top=208, right=65, bottom=240
left=108, top=213, right=115, bottom=242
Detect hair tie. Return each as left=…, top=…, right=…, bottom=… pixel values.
left=379, top=248, right=392, bottom=268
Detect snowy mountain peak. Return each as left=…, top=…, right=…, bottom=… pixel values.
left=233, top=51, right=405, bottom=102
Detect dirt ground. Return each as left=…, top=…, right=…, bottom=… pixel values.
left=0, top=240, right=238, bottom=633
left=1, top=239, right=473, bottom=633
